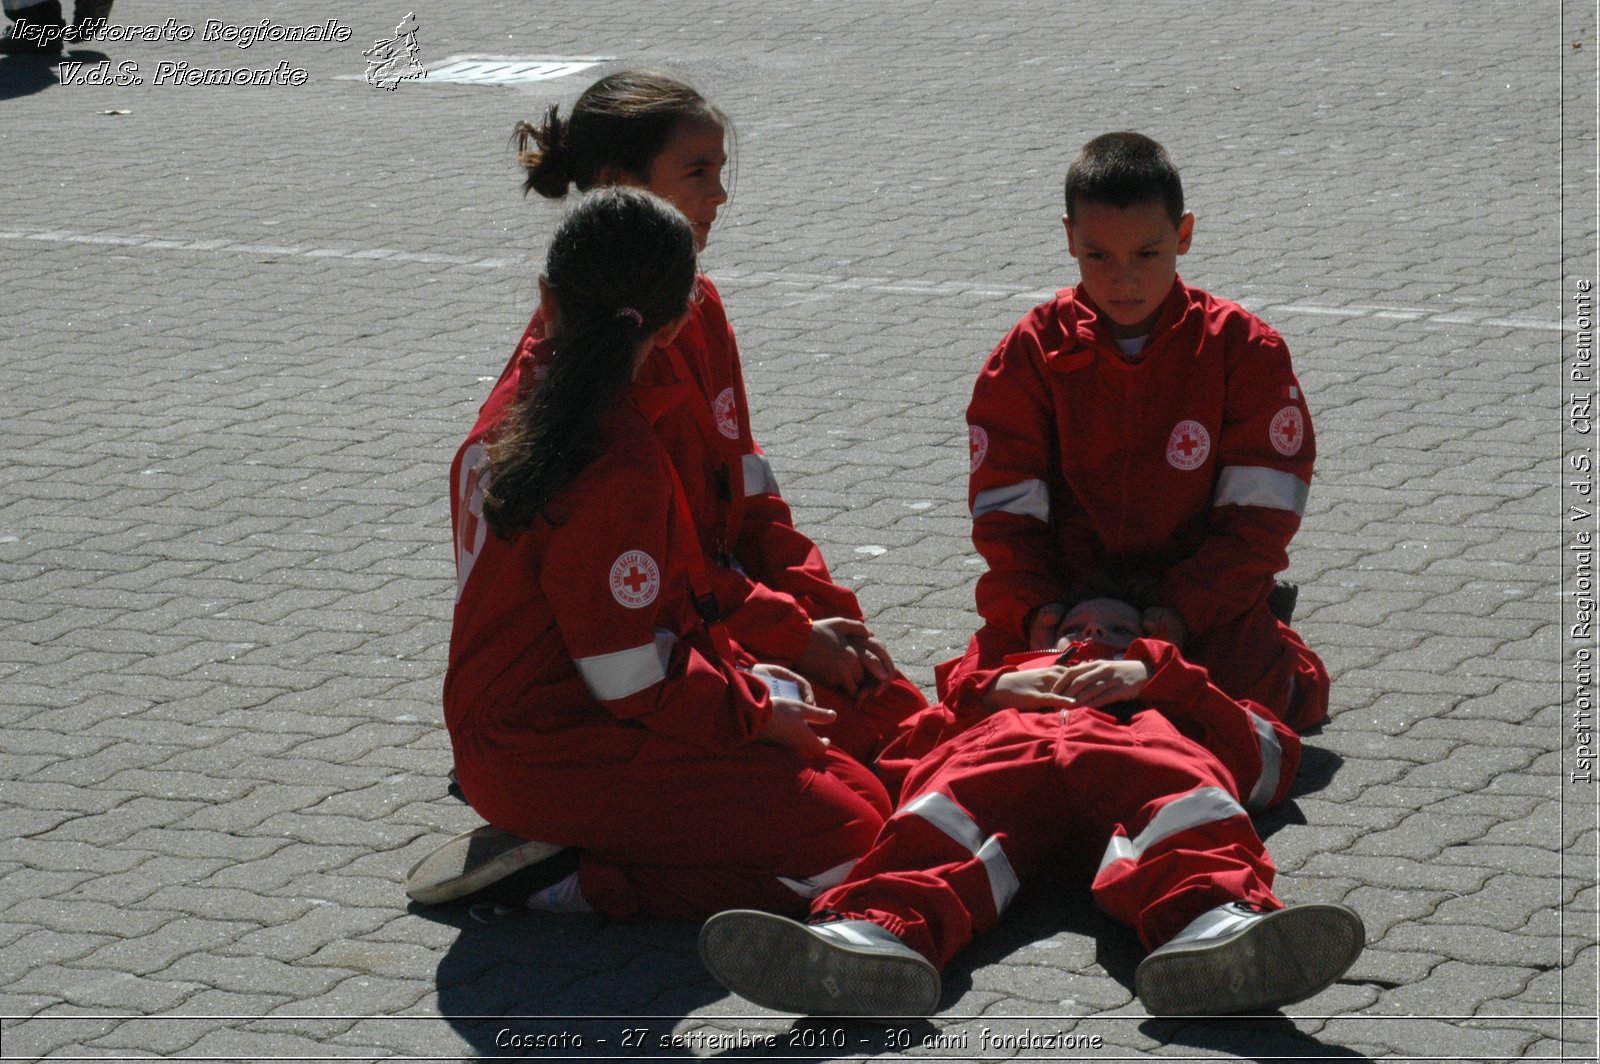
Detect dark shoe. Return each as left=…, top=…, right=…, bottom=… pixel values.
left=1136, top=901, right=1364, bottom=1016
left=699, top=910, right=941, bottom=1017
left=405, top=824, right=574, bottom=905
left=0, top=1, right=64, bottom=54
left=69, top=0, right=111, bottom=40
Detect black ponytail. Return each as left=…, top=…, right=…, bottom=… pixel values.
left=483, top=188, right=697, bottom=536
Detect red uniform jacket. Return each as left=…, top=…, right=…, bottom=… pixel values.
left=880, top=638, right=1301, bottom=813
left=443, top=351, right=774, bottom=796
left=966, top=278, right=1315, bottom=651
left=510, top=277, right=864, bottom=667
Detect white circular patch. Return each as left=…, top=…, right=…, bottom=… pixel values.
left=609, top=550, right=661, bottom=609
left=1269, top=406, right=1305, bottom=457
left=1165, top=420, right=1211, bottom=471
left=713, top=387, right=740, bottom=439
left=969, top=425, right=989, bottom=473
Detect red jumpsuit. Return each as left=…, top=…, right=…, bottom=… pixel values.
left=966, top=278, right=1327, bottom=731
left=444, top=353, right=890, bottom=922
left=816, top=638, right=1300, bottom=967
left=510, top=276, right=924, bottom=758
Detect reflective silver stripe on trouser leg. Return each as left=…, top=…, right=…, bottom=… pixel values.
left=1213, top=466, right=1309, bottom=515
left=778, top=858, right=857, bottom=898
left=972, top=479, right=1050, bottom=521
left=1095, top=786, right=1248, bottom=878
left=573, top=631, right=677, bottom=701
left=900, top=790, right=1020, bottom=918
left=1245, top=713, right=1284, bottom=810
left=742, top=452, right=781, bottom=497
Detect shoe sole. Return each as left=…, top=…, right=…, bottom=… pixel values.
left=405, top=825, right=566, bottom=905
left=1136, top=903, right=1364, bottom=1016
left=698, top=910, right=941, bottom=1017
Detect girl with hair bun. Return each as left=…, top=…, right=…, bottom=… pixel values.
left=420, top=187, right=892, bottom=922
left=508, top=72, right=926, bottom=755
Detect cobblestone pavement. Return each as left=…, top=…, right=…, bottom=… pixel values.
left=1, top=0, right=1595, bottom=1060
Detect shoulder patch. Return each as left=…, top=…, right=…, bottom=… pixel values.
left=609, top=551, right=661, bottom=609
left=1270, top=406, right=1305, bottom=456
left=713, top=387, right=740, bottom=439
left=969, top=425, right=989, bottom=473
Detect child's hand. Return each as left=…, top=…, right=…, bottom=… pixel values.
left=756, top=694, right=835, bottom=759
left=985, top=667, right=1078, bottom=711
left=1055, top=659, right=1152, bottom=708
left=1026, top=602, right=1066, bottom=652
left=798, top=617, right=875, bottom=696
left=845, top=631, right=900, bottom=690
left=1141, top=606, right=1189, bottom=650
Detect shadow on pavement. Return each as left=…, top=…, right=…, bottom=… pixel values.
left=0, top=51, right=61, bottom=99
left=426, top=903, right=725, bottom=1059
left=1140, top=1016, right=1376, bottom=1061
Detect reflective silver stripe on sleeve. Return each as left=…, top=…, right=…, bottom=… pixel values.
left=972, top=479, right=1050, bottom=522
left=742, top=452, right=781, bottom=497
left=574, top=630, right=676, bottom=702
left=1246, top=713, right=1284, bottom=810
left=1094, top=786, right=1247, bottom=877
left=902, top=791, right=1020, bottom=917
left=1213, top=466, right=1309, bottom=515
left=778, top=857, right=857, bottom=898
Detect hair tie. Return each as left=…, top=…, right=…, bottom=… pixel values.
left=615, top=307, right=644, bottom=327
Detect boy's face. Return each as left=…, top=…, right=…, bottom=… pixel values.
left=1063, top=199, right=1194, bottom=339
left=1056, top=597, right=1142, bottom=651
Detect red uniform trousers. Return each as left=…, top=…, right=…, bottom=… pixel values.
left=808, top=675, right=929, bottom=767
left=1185, top=601, right=1328, bottom=733
left=467, top=730, right=890, bottom=923
left=816, top=706, right=1280, bottom=968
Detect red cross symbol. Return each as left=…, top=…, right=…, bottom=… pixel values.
left=1174, top=431, right=1202, bottom=458
left=1278, top=419, right=1298, bottom=444
left=621, top=565, right=651, bottom=594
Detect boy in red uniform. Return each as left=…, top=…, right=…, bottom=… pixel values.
left=964, top=132, right=1328, bottom=732
left=698, top=596, right=1364, bottom=1017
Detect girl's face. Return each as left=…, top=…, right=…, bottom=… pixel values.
left=633, top=113, right=728, bottom=252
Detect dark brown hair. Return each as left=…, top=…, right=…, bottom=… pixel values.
left=482, top=188, right=698, bottom=536
left=514, top=71, right=725, bottom=198
left=1064, top=132, right=1185, bottom=226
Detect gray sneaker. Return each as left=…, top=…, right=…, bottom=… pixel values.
left=404, top=824, right=570, bottom=905
left=1136, top=901, right=1364, bottom=1016
left=698, top=910, right=941, bottom=1017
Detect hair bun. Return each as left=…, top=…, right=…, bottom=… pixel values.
left=516, top=104, right=574, bottom=200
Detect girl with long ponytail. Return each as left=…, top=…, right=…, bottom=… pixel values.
left=423, top=187, right=891, bottom=922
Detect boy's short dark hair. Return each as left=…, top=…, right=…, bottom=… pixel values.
left=1064, top=132, right=1185, bottom=226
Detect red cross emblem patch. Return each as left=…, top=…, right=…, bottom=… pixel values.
left=1269, top=406, right=1304, bottom=456
left=969, top=425, right=989, bottom=473
left=609, top=550, right=661, bottom=609
left=1166, top=420, right=1211, bottom=471
left=713, top=387, right=740, bottom=440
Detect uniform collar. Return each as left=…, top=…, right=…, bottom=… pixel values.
left=1053, top=277, right=1198, bottom=364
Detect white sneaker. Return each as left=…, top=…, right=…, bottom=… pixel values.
left=1136, top=901, right=1364, bottom=1016
left=699, top=910, right=941, bottom=1017
left=404, top=824, right=571, bottom=905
